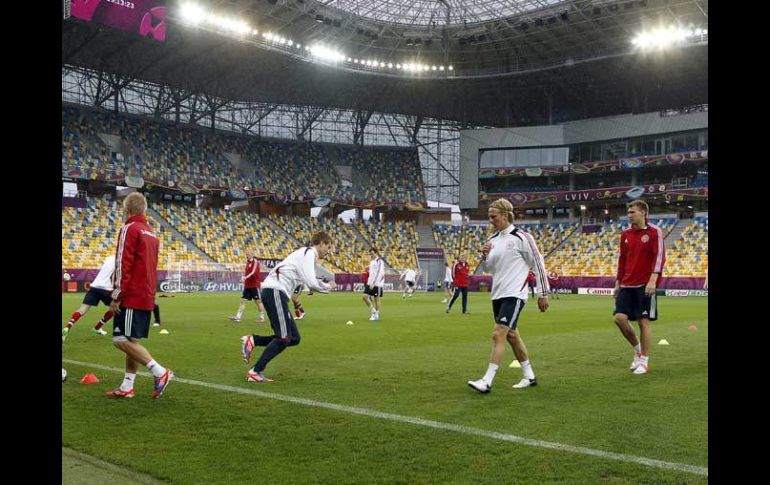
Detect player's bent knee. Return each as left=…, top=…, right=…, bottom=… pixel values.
left=614, top=314, right=628, bottom=325
left=112, top=335, right=129, bottom=347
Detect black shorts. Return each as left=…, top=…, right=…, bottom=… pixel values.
left=365, top=285, right=383, bottom=298
left=614, top=286, right=658, bottom=321
left=113, top=305, right=151, bottom=340
left=242, top=287, right=261, bottom=301
left=82, top=288, right=112, bottom=307
left=492, top=297, right=526, bottom=330
left=262, top=288, right=300, bottom=340
left=405, top=281, right=415, bottom=288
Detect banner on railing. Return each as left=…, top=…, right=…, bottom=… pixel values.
left=482, top=185, right=707, bottom=207
left=478, top=151, right=707, bottom=178
left=416, top=248, right=445, bottom=259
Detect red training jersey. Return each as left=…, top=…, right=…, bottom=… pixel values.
left=547, top=272, right=559, bottom=287
left=452, top=260, right=470, bottom=288
left=527, top=271, right=536, bottom=284
left=244, top=258, right=261, bottom=288
left=112, top=214, right=159, bottom=310
left=616, top=222, right=666, bottom=287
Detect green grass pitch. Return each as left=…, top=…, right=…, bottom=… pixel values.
left=62, top=292, right=707, bottom=484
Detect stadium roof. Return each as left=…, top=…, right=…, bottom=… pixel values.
left=61, top=0, right=708, bottom=126
left=319, top=0, right=568, bottom=26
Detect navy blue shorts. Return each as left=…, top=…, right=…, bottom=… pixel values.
left=406, top=281, right=415, bottom=288
left=262, top=288, right=300, bottom=341
left=82, top=288, right=112, bottom=307
left=112, top=305, right=151, bottom=340
left=242, top=287, right=261, bottom=301
left=365, top=285, right=383, bottom=298
left=492, top=297, right=526, bottom=330
left=614, top=286, right=658, bottom=321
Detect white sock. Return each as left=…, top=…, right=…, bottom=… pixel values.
left=633, top=343, right=641, bottom=354
left=236, top=309, right=243, bottom=319
left=119, top=373, right=136, bottom=392
left=146, top=359, right=166, bottom=378
left=520, top=360, right=535, bottom=380
left=482, top=363, right=499, bottom=384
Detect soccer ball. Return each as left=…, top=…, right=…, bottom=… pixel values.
left=62, top=368, right=68, bottom=382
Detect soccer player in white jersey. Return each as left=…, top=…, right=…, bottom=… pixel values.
left=365, top=248, right=385, bottom=321
left=468, top=198, right=550, bottom=393
left=61, top=254, right=117, bottom=341
left=400, top=268, right=419, bottom=299
left=441, top=261, right=453, bottom=303
left=240, top=232, right=337, bottom=382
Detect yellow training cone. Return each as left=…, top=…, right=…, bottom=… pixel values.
left=658, top=339, right=669, bottom=345
left=159, top=329, right=169, bottom=335
left=345, top=321, right=354, bottom=325
left=509, top=360, right=521, bottom=368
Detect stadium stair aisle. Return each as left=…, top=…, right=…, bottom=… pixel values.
left=147, top=206, right=223, bottom=268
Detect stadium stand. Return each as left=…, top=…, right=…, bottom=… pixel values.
left=546, top=218, right=678, bottom=276
left=62, top=197, right=210, bottom=270
left=62, top=105, right=425, bottom=206
left=665, top=216, right=708, bottom=277
left=356, top=219, right=419, bottom=270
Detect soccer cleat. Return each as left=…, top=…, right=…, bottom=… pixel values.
left=241, top=335, right=255, bottom=363
left=633, top=363, right=649, bottom=375
left=153, top=322, right=161, bottom=327
left=512, top=378, right=538, bottom=389
left=441, top=299, right=448, bottom=303
left=369, top=315, right=377, bottom=321
left=62, top=327, right=70, bottom=342
left=445, top=308, right=451, bottom=314
left=294, top=310, right=305, bottom=320
left=150, top=369, right=174, bottom=398
left=246, top=370, right=273, bottom=382
left=467, top=379, right=491, bottom=394
left=62, top=368, right=67, bottom=382
left=105, top=388, right=135, bottom=398
left=92, top=327, right=108, bottom=336
left=229, top=316, right=241, bottom=322
left=629, top=352, right=642, bottom=370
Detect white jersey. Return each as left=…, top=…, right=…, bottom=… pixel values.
left=262, top=247, right=331, bottom=296
left=91, top=255, right=116, bottom=291
left=444, top=267, right=452, bottom=283
left=402, top=269, right=417, bottom=283
left=484, top=224, right=549, bottom=301
left=367, top=257, right=385, bottom=287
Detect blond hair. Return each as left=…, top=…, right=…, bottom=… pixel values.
left=627, top=199, right=648, bottom=216
left=489, top=198, right=515, bottom=223
left=123, top=192, right=147, bottom=217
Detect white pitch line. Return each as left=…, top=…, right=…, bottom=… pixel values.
left=63, top=359, right=707, bottom=477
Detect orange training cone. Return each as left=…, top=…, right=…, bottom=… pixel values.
left=80, top=373, right=100, bottom=384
